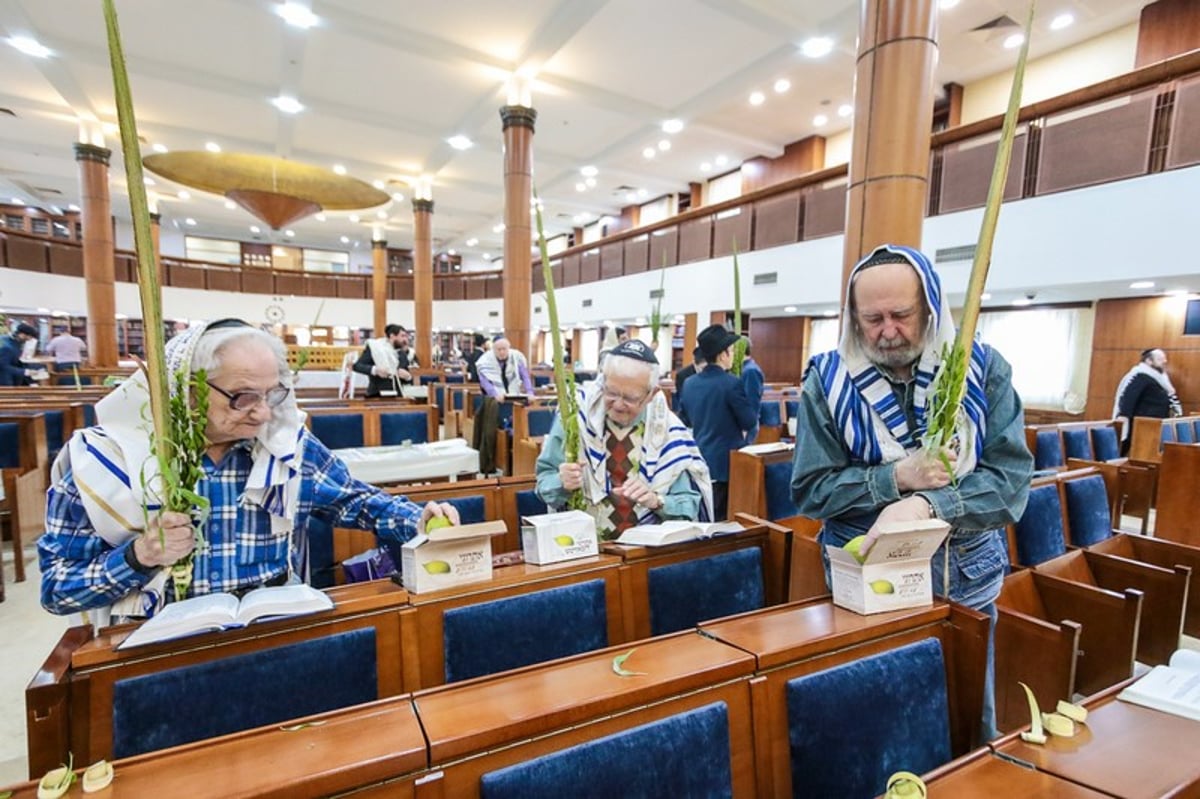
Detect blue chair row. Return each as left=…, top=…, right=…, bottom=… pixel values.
left=1028, top=421, right=1122, bottom=471
left=306, top=405, right=437, bottom=450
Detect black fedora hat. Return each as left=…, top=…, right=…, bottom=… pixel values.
left=696, top=324, right=739, bottom=362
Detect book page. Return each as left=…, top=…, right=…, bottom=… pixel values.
left=1169, top=649, right=1200, bottom=672
left=235, top=583, right=334, bottom=625
left=117, top=593, right=241, bottom=649
left=700, top=521, right=745, bottom=537
left=615, top=521, right=701, bottom=546
left=1118, top=661, right=1200, bottom=722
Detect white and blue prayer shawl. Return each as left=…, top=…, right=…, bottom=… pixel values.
left=812, top=244, right=988, bottom=476
left=54, top=322, right=307, bottom=626
left=575, top=376, right=715, bottom=524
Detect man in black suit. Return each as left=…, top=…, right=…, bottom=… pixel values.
left=353, top=324, right=418, bottom=398
left=463, top=333, right=487, bottom=383
left=673, top=347, right=705, bottom=412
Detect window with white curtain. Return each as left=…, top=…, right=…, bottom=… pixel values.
left=706, top=170, right=742, bottom=205
left=808, top=317, right=839, bottom=357
left=976, top=307, right=1093, bottom=410
left=579, top=328, right=600, bottom=370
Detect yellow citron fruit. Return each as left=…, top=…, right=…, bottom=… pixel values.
left=82, top=760, right=114, bottom=793
left=425, top=515, right=454, bottom=532
left=422, top=560, right=451, bottom=574
left=554, top=535, right=575, bottom=546
left=844, top=535, right=868, bottom=563
left=885, top=771, right=927, bottom=799
left=869, top=579, right=895, bottom=594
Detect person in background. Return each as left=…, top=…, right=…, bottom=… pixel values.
left=353, top=323, right=418, bottom=398
left=536, top=340, right=712, bottom=540
left=463, top=333, right=487, bottom=383
left=0, top=322, right=45, bottom=386
left=46, top=327, right=87, bottom=371
left=789, top=244, right=1033, bottom=742
left=477, top=335, right=534, bottom=400
left=39, top=319, right=458, bottom=624
left=739, top=338, right=765, bottom=444
left=615, top=326, right=631, bottom=344
left=678, top=324, right=757, bottom=519
left=1113, top=347, right=1183, bottom=455
left=673, top=347, right=705, bottom=412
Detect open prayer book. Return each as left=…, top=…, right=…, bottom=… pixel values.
left=117, top=584, right=334, bottom=650
left=615, top=520, right=745, bottom=547
left=1117, top=648, right=1200, bottom=721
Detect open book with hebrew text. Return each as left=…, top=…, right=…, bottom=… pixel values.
left=614, top=520, right=745, bottom=547
left=1117, top=649, right=1200, bottom=721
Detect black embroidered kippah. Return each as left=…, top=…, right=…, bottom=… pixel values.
left=609, top=339, right=658, bottom=364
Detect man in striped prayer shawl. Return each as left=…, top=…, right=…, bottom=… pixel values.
left=790, top=244, right=1033, bottom=741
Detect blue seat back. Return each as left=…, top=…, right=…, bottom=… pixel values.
left=1014, top=483, right=1068, bottom=566
left=473, top=394, right=514, bottom=426
left=54, top=375, right=93, bottom=386
left=1177, top=421, right=1196, bottom=444
left=764, top=460, right=801, bottom=521
left=309, top=413, right=365, bottom=449
left=445, top=374, right=465, bottom=384
left=379, top=410, right=429, bottom=445
left=1091, top=426, right=1120, bottom=461
left=1063, top=474, right=1112, bottom=546
left=419, top=374, right=440, bottom=385
left=306, top=514, right=335, bottom=589
left=443, top=579, right=608, bottom=683
left=533, top=374, right=551, bottom=386
left=480, top=701, right=733, bottom=799
left=785, top=400, right=799, bottom=420
left=1161, top=424, right=1176, bottom=444
left=446, top=495, right=487, bottom=524
left=112, top=628, right=377, bottom=758
left=1193, top=420, right=1200, bottom=442
left=526, top=408, right=557, bottom=437
left=516, top=488, right=548, bottom=520
left=83, top=404, right=96, bottom=426
left=41, top=410, right=66, bottom=461
left=648, top=547, right=764, bottom=635
left=759, top=400, right=782, bottom=426
left=1033, top=430, right=1064, bottom=470
left=1062, top=428, right=1093, bottom=460
left=0, top=423, right=18, bottom=468
left=786, top=638, right=951, bottom=799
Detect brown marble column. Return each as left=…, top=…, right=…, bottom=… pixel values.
left=412, top=199, right=434, bottom=365
left=371, top=239, right=387, bottom=337
left=500, top=104, right=536, bottom=357
left=74, top=142, right=119, bottom=367
left=842, top=0, right=938, bottom=289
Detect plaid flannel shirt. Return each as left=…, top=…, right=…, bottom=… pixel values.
left=39, top=429, right=423, bottom=614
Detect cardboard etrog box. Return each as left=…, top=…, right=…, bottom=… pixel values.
left=827, top=519, right=950, bottom=615
left=400, top=520, right=507, bottom=593
left=520, top=510, right=599, bottom=565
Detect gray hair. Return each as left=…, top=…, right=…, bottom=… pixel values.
left=602, top=351, right=660, bottom=390
left=191, top=327, right=292, bottom=386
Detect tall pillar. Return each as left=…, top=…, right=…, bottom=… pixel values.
left=74, top=142, right=119, bottom=367
left=500, top=104, right=536, bottom=357
left=842, top=0, right=938, bottom=290
left=371, top=239, right=388, bottom=337
left=412, top=199, right=434, bottom=365
left=149, top=211, right=163, bottom=287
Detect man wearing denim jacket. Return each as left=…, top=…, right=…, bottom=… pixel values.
left=790, top=244, right=1033, bottom=742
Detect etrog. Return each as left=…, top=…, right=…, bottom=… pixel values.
left=422, top=560, right=451, bottom=574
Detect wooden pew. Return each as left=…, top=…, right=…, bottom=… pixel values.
left=1088, top=534, right=1200, bottom=638
left=509, top=403, right=557, bottom=476
left=918, top=748, right=1114, bottom=797
left=0, top=413, right=48, bottom=581
left=25, top=580, right=410, bottom=777
left=1129, top=414, right=1200, bottom=464
left=1155, top=441, right=1200, bottom=546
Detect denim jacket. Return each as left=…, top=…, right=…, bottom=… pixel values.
left=790, top=346, right=1033, bottom=609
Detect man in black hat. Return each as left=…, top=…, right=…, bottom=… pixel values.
left=673, top=347, right=705, bottom=412
left=537, top=339, right=713, bottom=539
left=677, top=324, right=757, bottom=519
left=463, top=333, right=488, bottom=383
left=0, top=322, right=45, bottom=386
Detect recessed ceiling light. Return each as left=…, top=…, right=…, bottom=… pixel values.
left=275, top=2, right=318, bottom=29
left=348, top=214, right=359, bottom=223
left=813, top=114, right=829, bottom=127
left=371, top=180, right=385, bottom=190
left=800, top=37, right=834, bottom=58
left=938, top=0, right=960, bottom=9
left=580, top=165, right=598, bottom=177
left=152, top=143, right=168, bottom=153
left=837, top=104, right=853, bottom=117
left=67, top=204, right=80, bottom=212
left=270, top=95, right=304, bottom=114
left=177, top=190, right=190, bottom=200
left=700, top=162, right=712, bottom=172
left=661, top=119, right=683, bottom=134
left=715, top=155, right=728, bottom=167
left=658, top=139, right=671, bottom=151
left=339, top=235, right=350, bottom=244
left=250, top=225, right=261, bottom=234
left=585, top=177, right=596, bottom=188
left=391, top=192, right=404, bottom=202
left=447, top=135, right=473, bottom=150
left=1012, top=297, right=1032, bottom=306
left=448, top=249, right=456, bottom=256
left=823, top=309, right=838, bottom=317
left=184, top=218, right=196, bottom=226
left=575, top=182, right=587, bottom=191
left=465, top=238, right=478, bottom=247
left=1003, top=33, right=1025, bottom=49
left=1130, top=280, right=1155, bottom=289
left=376, top=210, right=388, bottom=220
left=143, top=176, right=156, bottom=186
left=625, top=191, right=638, bottom=203
left=642, top=147, right=656, bottom=159
left=8, top=36, right=51, bottom=58
left=333, top=164, right=347, bottom=175
left=223, top=199, right=236, bottom=209
left=284, top=229, right=295, bottom=237
left=1050, top=13, right=1074, bottom=30
left=981, top=293, right=992, bottom=300
left=314, top=213, right=326, bottom=221
left=493, top=223, right=506, bottom=233
left=205, top=141, right=221, bottom=153
left=784, top=305, right=798, bottom=313
left=749, top=91, right=765, bottom=106
left=774, top=78, right=791, bottom=94
left=637, top=188, right=648, bottom=198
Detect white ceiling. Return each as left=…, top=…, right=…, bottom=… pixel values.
left=0, top=0, right=1142, bottom=265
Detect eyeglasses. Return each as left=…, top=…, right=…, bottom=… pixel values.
left=207, top=382, right=290, bottom=411
left=602, top=387, right=650, bottom=407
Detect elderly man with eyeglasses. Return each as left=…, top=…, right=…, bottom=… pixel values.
left=535, top=340, right=713, bottom=541
left=39, top=319, right=457, bottom=624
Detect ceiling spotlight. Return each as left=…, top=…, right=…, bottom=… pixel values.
left=580, top=165, right=599, bottom=177
left=339, top=235, right=350, bottom=244
left=625, top=192, right=638, bottom=203
left=67, top=204, right=80, bottom=212
left=223, top=199, right=236, bottom=209
left=700, top=162, right=712, bottom=172
left=749, top=91, right=765, bottom=106
left=314, top=213, right=326, bottom=221
left=661, top=119, right=684, bottom=134
left=837, top=103, right=853, bottom=117
left=348, top=213, right=359, bottom=223
left=938, top=0, right=960, bottom=8
left=465, top=238, right=478, bottom=247
left=205, top=141, right=221, bottom=153
left=177, top=190, right=191, bottom=200
left=643, top=147, right=656, bottom=159
left=1130, top=280, right=1155, bottom=289
left=391, top=192, right=405, bottom=202
left=371, top=179, right=385, bottom=190
left=658, top=139, right=671, bottom=151
left=1050, top=13, right=1074, bottom=30
left=981, top=293, right=992, bottom=300
left=152, top=143, right=168, bottom=153
left=493, top=223, right=506, bottom=233
left=715, top=155, right=728, bottom=166
left=576, top=182, right=587, bottom=191
left=637, top=188, right=648, bottom=198
left=284, top=229, right=295, bottom=237
left=585, top=177, right=596, bottom=188
left=784, top=306, right=798, bottom=313
left=800, top=36, right=834, bottom=58
left=270, top=95, right=304, bottom=114
left=1012, top=297, right=1032, bottom=306
left=250, top=225, right=261, bottom=234
left=184, top=218, right=197, bottom=226
left=1003, top=33, right=1025, bottom=49
left=774, top=78, right=791, bottom=94
left=447, top=135, right=473, bottom=150
left=333, top=164, right=347, bottom=175
left=275, top=2, right=319, bottom=29
left=376, top=210, right=388, bottom=219
left=144, top=176, right=156, bottom=186
left=813, top=114, right=829, bottom=127
left=8, top=36, right=51, bottom=58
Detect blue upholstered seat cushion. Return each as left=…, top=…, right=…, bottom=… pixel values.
left=480, top=701, right=733, bottom=799
left=1062, top=428, right=1093, bottom=460
left=527, top=408, right=556, bottom=437
left=83, top=404, right=96, bottom=426
left=380, top=411, right=429, bottom=444
left=764, top=460, right=801, bottom=520
left=1091, top=426, right=1120, bottom=461
left=0, top=423, right=19, bottom=468
left=306, top=514, right=335, bottom=589
left=516, top=489, right=548, bottom=520
left=786, top=638, right=951, bottom=799
left=533, top=374, right=551, bottom=386
left=648, top=547, right=765, bottom=635
left=446, top=374, right=466, bottom=384
left=1177, top=421, right=1196, bottom=444
left=1014, top=483, right=1067, bottom=566
left=785, top=400, right=799, bottom=419
left=1034, top=430, right=1064, bottom=470
left=759, top=401, right=782, bottom=426
left=41, top=410, right=65, bottom=460
left=420, top=374, right=440, bottom=385
left=1064, top=475, right=1112, bottom=546
left=310, top=413, right=365, bottom=449
left=443, top=579, right=608, bottom=682
left=111, top=628, right=377, bottom=758
left=1161, top=424, right=1175, bottom=444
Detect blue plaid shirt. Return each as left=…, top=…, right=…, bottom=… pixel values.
left=39, top=430, right=423, bottom=614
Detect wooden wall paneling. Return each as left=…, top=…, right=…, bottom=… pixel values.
left=484, top=275, right=503, bottom=299
left=305, top=274, right=338, bottom=298
left=6, top=235, right=48, bottom=272
left=392, top=278, right=415, bottom=301
left=1137, top=0, right=1200, bottom=68
left=465, top=278, right=486, bottom=301
left=241, top=267, right=272, bottom=294
left=1166, top=73, right=1200, bottom=169
left=442, top=278, right=464, bottom=301
left=678, top=216, right=713, bottom=264
left=740, top=136, right=826, bottom=194
left=752, top=192, right=802, bottom=250
left=1037, top=91, right=1156, bottom=194
left=169, top=262, right=206, bottom=290
left=273, top=272, right=305, bottom=296
left=561, top=253, right=581, bottom=287
left=47, top=244, right=84, bottom=277
left=937, top=131, right=1028, bottom=213
left=712, top=209, right=752, bottom=258
left=207, top=266, right=241, bottom=293
left=113, top=253, right=135, bottom=283
left=0, top=232, right=8, bottom=267
left=532, top=264, right=546, bottom=294
left=623, top=235, right=649, bottom=274
left=748, top=317, right=806, bottom=385
left=580, top=249, right=601, bottom=283
left=648, top=229, right=678, bottom=268
left=599, top=242, right=623, bottom=279
left=337, top=275, right=368, bottom=299
left=802, top=181, right=848, bottom=239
